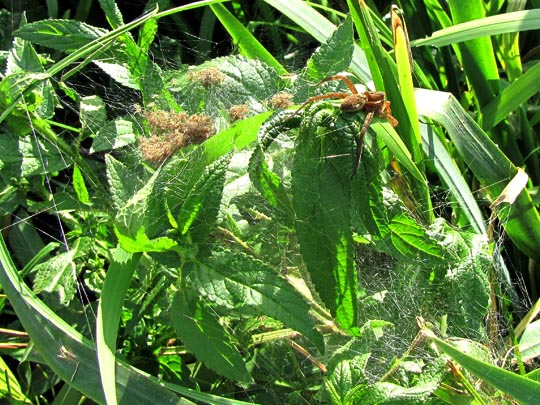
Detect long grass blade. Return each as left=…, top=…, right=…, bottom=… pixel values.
left=263, top=0, right=371, bottom=81
left=411, top=9, right=540, bottom=47
left=416, top=88, right=540, bottom=260
left=391, top=6, right=422, bottom=165
left=424, top=327, right=540, bottom=403
left=348, top=0, right=433, bottom=224
left=0, top=233, right=257, bottom=405
left=96, top=249, right=141, bottom=405
left=419, top=122, right=486, bottom=235
left=210, top=3, right=287, bottom=75
left=482, top=61, right=540, bottom=130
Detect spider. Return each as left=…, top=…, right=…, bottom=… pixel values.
left=295, top=74, right=399, bottom=176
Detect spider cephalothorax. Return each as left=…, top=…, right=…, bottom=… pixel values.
left=296, top=74, right=398, bottom=175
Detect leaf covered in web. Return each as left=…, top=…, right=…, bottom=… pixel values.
left=351, top=359, right=447, bottom=403
left=248, top=144, right=295, bottom=226
left=165, top=55, right=283, bottom=129
left=31, top=238, right=92, bottom=306
left=90, top=118, right=137, bottom=153
left=292, top=104, right=359, bottom=334
left=105, top=153, right=148, bottom=212
left=293, top=15, right=355, bottom=104
left=389, top=214, right=445, bottom=262
left=187, top=249, right=324, bottom=352
left=0, top=131, right=70, bottom=180
left=145, top=151, right=230, bottom=246
left=80, top=95, right=107, bottom=137
left=325, top=351, right=371, bottom=404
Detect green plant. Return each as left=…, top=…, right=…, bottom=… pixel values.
left=1, top=0, right=540, bottom=404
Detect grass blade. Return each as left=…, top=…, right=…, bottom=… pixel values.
left=424, top=327, right=540, bottom=404
left=0, top=233, right=256, bottom=404
left=482, top=60, right=540, bottom=130
left=411, top=9, right=540, bottom=47
left=447, top=0, right=500, bottom=109
left=416, top=88, right=540, bottom=260
left=263, top=0, right=371, bottom=81
left=210, top=3, right=287, bottom=75
left=96, top=249, right=140, bottom=405
left=347, top=0, right=433, bottom=224
left=419, top=122, right=486, bottom=235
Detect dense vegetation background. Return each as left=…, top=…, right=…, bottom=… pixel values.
left=1, top=0, right=540, bottom=404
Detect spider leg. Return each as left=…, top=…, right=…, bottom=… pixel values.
left=318, top=75, right=359, bottom=95
left=290, top=92, right=350, bottom=119
left=352, top=110, right=375, bottom=177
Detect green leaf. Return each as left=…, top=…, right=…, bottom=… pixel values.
left=115, top=227, right=179, bottom=254
left=72, top=164, right=90, bottom=204
left=32, top=242, right=79, bottom=305
left=13, top=19, right=106, bottom=51
left=389, top=214, right=445, bottom=262
left=446, top=253, right=491, bottom=338
left=305, top=15, right=354, bottom=81
left=0, top=132, right=69, bottom=178
left=98, top=0, right=124, bottom=28
left=0, top=232, right=255, bottom=405
left=324, top=352, right=370, bottom=404
left=105, top=154, right=147, bottom=211
left=115, top=165, right=160, bottom=238
left=189, top=250, right=324, bottom=352
left=177, top=156, right=229, bottom=240
left=96, top=248, right=141, bottom=405
left=8, top=18, right=44, bottom=74
left=138, top=17, right=158, bottom=53
left=80, top=95, right=107, bottom=136
left=90, top=118, right=137, bottom=153
left=93, top=61, right=140, bottom=90
left=202, top=111, right=273, bottom=164
left=171, top=291, right=252, bottom=383
left=355, top=377, right=443, bottom=403
left=425, top=329, right=540, bottom=404
left=248, top=145, right=294, bottom=225
left=150, top=152, right=230, bottom=244
left=292, top=104, right=358, bottom=334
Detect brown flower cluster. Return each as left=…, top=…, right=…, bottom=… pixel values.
left=270, top=92, right=293, bottom=109
left=139, top=110, right=215, bottom=164
left=228, top=104, right=250, bottom=121
left=187, top=67, right=225, bottom=87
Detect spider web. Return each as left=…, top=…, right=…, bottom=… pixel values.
left=0, top=5, right=533, bottom=404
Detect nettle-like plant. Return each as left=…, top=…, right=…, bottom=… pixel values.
left=1, top=1, right=540, bottom=404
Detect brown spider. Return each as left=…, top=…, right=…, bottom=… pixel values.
left=296, top=74, right=399, bottom=175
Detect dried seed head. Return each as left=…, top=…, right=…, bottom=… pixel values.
left=228, top=104, right=250, bottom=121
left=188, top=67, right=225, bottom=87
left=183, top=115, right=216, bottom=143
left=139, top=109, right=215, bottom=163
left=270, top=92, right=293, bottom=109
left=139, top=135, right=178, bottom=164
